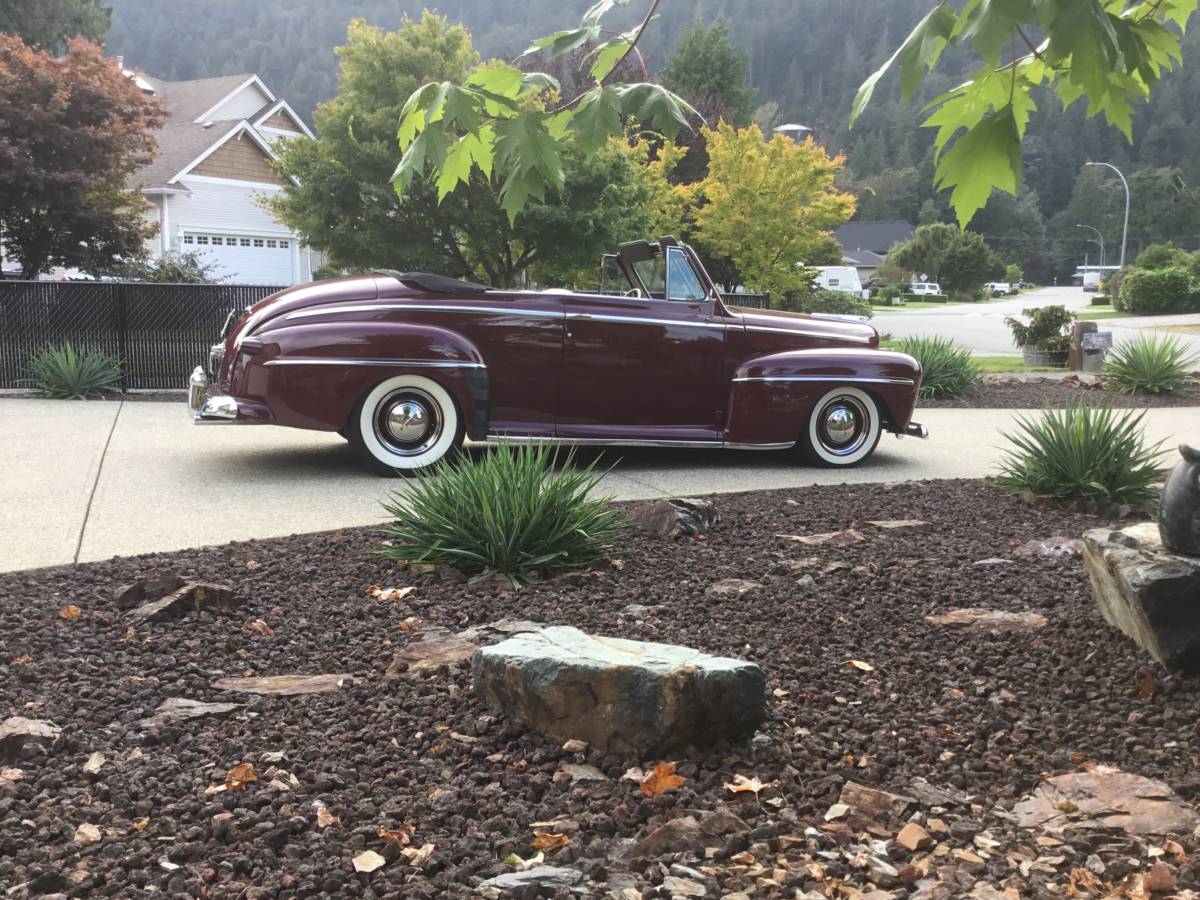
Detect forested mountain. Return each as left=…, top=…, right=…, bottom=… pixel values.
left=106, top=0, right=1200, bottom=271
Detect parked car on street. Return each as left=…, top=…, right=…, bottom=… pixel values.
left=189, top=237, right=928, bottom=473
left=813, top=265, right=869, bottom=299
left=908, top=282, right=942, bottom=296
left=983, top=282, right=1016, bottom=296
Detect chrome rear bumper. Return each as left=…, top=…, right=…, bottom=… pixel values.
left=188, top=366, right=242, bottom=424
left=905, top=421, right=930, bottom=439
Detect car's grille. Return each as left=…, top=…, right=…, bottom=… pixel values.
left=208, top=343, right=226, bottom=379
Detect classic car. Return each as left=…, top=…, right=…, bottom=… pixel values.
left=188, top=237, right=927, bottom=474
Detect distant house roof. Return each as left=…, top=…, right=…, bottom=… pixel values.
left=835, top=220, right=915, bottom=255
left=138, top=73, right=257, bottom=122
left=843, top=249, right=885, bottom=268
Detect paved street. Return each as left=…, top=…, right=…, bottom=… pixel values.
left=4, top=397, right=1200, bottom=573
left=874, top=285, right=1200, bottom=357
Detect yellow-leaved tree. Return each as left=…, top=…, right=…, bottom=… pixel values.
left=689, top=123, right=856, bottom=298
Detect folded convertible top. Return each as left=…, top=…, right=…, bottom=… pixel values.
left=375, top=270, right=489, bottom=294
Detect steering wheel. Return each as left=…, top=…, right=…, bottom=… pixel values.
left=624, top=288, right=643, bottom=298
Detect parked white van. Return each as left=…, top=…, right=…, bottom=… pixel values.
left=814, top=266, right=869, bottom=299
left=909, top=282, right=942, bottom=296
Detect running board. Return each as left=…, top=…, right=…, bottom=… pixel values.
left=484, top=435, right=795, bottom=450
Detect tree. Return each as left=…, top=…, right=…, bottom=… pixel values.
left=887, top=223, right=997, bottom=293
left=0, top=0, right=110, bottom=53
left=689, top=123, right=856, bottom=297
left=661, top=17, right=756, bottom=127
left=0, top=36, right=163, bottom=279
left=270, top=16, right=653, bottom=288
left=1005, top=262, right=1023, bottom=284
left=103, top=250, right=224, bottom=283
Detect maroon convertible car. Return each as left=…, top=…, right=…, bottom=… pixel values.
left=188, top=237, right=927, bottom=474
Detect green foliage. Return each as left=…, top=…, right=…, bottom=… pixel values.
left=1119, top=266, right=1195, bottom=314
left=779, top=288, right=872, bottom=318
left=1004, top=263, right=1023, bottom=284
left=1135, top=242, right=1189, bottom=269
left=1005, top=305, right=1074, bottom=352
left=104, top=251, right=224, bottom=284
left=1104, top=333, right=1198, bottom=395
left=661, top=17, right=756, bottom=127
left=897, top=335, right=980, bottom=399
left=0, top=0, right=111, bottom=52
left=995, top=403, right=1165, bottom=506
left=886, top=223, right=997, bottom=293
left=376, top=443, right=627, bottom=585
left=28, top=342, right=123, bottom=399
left=852, top=0, right=1198, bottom=227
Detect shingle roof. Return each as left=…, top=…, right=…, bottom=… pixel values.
left=134, top=122, right=231, bottom=189
left=835, top=220, right=915, bottom=255
left=145, top=73, right=257, bottom=123
left=843, top=249, right=885, bottom=267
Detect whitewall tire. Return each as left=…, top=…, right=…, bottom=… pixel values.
left=799, top=386, right=882, bottom=467
left=348, top=374, right=462, bottom=475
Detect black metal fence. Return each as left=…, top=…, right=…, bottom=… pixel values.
left=0, top=281, right=280, bottom=390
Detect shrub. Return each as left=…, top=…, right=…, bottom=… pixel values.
left=1119, top=266, right=1195, bottom=315
left=1004, top=263, right=1023, bottom=284
left=781, top=288, right=872, bottom=318
left=1134, top=243, right=1188, bottom=270
left=1004, top=305, right=1074, bottom=353
left=1105, top=268, right=1126, bottom=310
left=897, top=335, right=980, bottom=399
left=995, top=403, right=1164, bottom=506
left=377, top=443, right=627, bottom=585
left=28, top=342, right=123, bottom=398
left=1103, top=333, right=1198, bottom=395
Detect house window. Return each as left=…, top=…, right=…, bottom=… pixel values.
left=253, top=239, right=264, bottom=247
left=266, top=239, right=277, bottom=248
left=183, top=235, right=194, bottom=245
left=211, top=236, right=223, bottom=246
left=279, top=240, right=289, bottom=249
left=240, top=238, right=251, bottom=247
left=196, top=235, right=209, bottom=245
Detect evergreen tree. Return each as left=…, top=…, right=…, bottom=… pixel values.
left=0, top=0, right=111, bottom=52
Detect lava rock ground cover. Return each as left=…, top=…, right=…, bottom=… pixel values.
left=921, top=379, right=1200, bottom=409
left=1, top=479, right=1198, bottom=898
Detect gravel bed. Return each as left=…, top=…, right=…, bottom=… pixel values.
left=922, top=379, right=1200, bottom=408
left=1, top=479, right=1197, bottom=898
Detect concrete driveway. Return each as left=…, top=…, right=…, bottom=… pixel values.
left=4, top=397, right=1200, bottom=573
left=874, top=285, right=1200, bottom=358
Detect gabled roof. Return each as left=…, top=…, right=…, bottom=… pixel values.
left=253, top=99, right=314, bottom=138
left=135, top=123, right=230, bottom=189
left=835, top=220, right=915, bottom=255
left=139, top=73, right=257, bottom=123
left=170, top=120, right=284, bottom=184
left=843, top=249, right=886, bottom=268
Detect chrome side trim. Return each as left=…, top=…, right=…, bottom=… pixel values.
left=263, top=358, right=485, bottom=369
left=732, top=375, right=915, bottom=386
left=566, top=312, right=729, bottom=331
left=725, top=441, right=796, bottom=450
left=486, top=435, right=724, bottom=449
left=743, top=324, right=872, bottom=344
left=287, top=303, right=564, bottom=321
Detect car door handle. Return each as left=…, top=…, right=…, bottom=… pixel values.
left=568, top=313, right=593, bottom=320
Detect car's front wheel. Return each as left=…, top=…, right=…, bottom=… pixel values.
left=798, top=386, right=882, bottom=467
left=347, top=374, right=462, bottom=475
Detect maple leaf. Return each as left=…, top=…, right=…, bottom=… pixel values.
left=401, top=842, right=436, bottom=867
left=724, top=774, right=768, bottom=796
left=378, top=824, right=414, bottom=845
left=225, top=763, right=258, bottom=792
left=530, top=830, right=570, bottom=851
left=58, top=605, right=81, bottom=619
left=639, top=761, right=687, bottom=797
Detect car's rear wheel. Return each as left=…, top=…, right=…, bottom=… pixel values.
left=347, top=374, right=462, bottom=475
left=798, top=386, right=882, bottom=467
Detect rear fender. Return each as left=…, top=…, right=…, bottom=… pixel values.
left=726, top=348, right=922, bottom=444
left=230, top=321, right=489, bottom=436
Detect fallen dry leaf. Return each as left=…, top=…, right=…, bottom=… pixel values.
left=724, top=774, right=768, bottom=796
left=1136, top=668, right=1159, bottom=701
left=530, top=830, right=570, bottom=852
left=245, top=619, right=274, bottom=637
left=58, top=605, right=82, bottom=620
left=131, top=817, right=150, bottom=831
left=314, top=803, right=339, bottom=829
left=776, top=529, right=866, bottom=546
left=12, top=655, right=32, bottom=665
left=225, top=763, right=257, bottom=792
left=353, top=849, right=386, bottom=873
left=378, top=824, right=413, bottom=845
left=847, top=659, right=875, bottom=672
left=504, top=850, right=545, bottom=871
left=639, top=761, right=687, bottom=797
left=82, top=752, right=106, bottom=775
left=401, top=842, right=435, bottom=867
left=368, top=585, right=416, bottom=602
left=398, top=616, right=421, bottom=631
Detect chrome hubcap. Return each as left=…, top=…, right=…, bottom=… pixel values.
left=816, top=396, right=870, bottom=457
left=373, top=388, right=442, bottom=456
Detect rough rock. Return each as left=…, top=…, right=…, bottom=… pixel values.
left=896, top=822, right=933, bottom=851
left=778, top=529, right=866, bottom=546
left=627, top=497, right=717, bottom=538
left=127, top=582, right=239, bottom=624
left=455, top=619, right=544, bottom=643
left=212, top=674, right=350, bottom=695
left=864, top=519, right=930, bottom=530
left=1014, top=536, right=1083, bottom=559
left=924, top=607, right=1049, bottom=634
left=1013, top=765, right=1200, bottom=835
left=113, top=570, right=186, bottom=610
left=138, top=697, right=240, bottom=728
left=838, top=782, right=916, bottom=821
left=704, top=578, right=763, bottom=599
left=472, top=626, right=765, bottom=755
left=73, top=823, right=101, bottom=845
left=478, top=867, right=584, bottom=892
left=1082, top=522, right=1200, bottom=672
left=558, top=762, right=609, bottom=782
left=388, top=634, right=480, bottom=675
left=661, top=875, right=706, bottom=897
left=0, top=717, right=62, bottom=762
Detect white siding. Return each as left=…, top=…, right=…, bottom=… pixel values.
left=202, top=82, right=273, bottom=122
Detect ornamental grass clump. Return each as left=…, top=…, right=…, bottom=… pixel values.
left=1103, top=333, right=1197, bottom=396
left=995, top=403, right=1164, bottom=507
left=897, top=335, right=980, bottom=399
left=28, top=342, right=123, bottom=398
left=377, top=443, right=627, bottom=585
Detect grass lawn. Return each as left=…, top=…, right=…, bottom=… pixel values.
left=972, top=355, right=1060, bottom=373
left=1076, top=307, right=1125, bottom=321
left=870, top=300, right=954, bottom=311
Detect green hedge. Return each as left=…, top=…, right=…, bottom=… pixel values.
left=1119, top=267, right=1197, bottom=315
left=781, top=288, right=872, bottom=318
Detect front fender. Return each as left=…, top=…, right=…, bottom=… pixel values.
left=228, top=321, right=489, bottom=435
left=726, top=348, right=922, bottom=445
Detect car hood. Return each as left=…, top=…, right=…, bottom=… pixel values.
left=736, top=307, right=878, bottom=346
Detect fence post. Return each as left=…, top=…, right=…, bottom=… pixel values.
left=115, top=282, right=129, bottom=391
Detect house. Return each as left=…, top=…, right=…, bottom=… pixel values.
left=127, top=66, right=322, bottom=285
left=835, top=220, right=914, bottom=282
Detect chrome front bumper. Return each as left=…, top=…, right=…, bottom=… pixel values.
left=188, top=366, right=241, bottom=424
left=904, top=421, right=930, bottom=439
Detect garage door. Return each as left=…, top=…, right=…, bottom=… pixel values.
left=181, top=232, right=295, bottom=285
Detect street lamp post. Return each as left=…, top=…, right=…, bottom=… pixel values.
left=1085, top=161, right=1130, bottom=269
left=1074, top=224, right=1105, bottom=270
